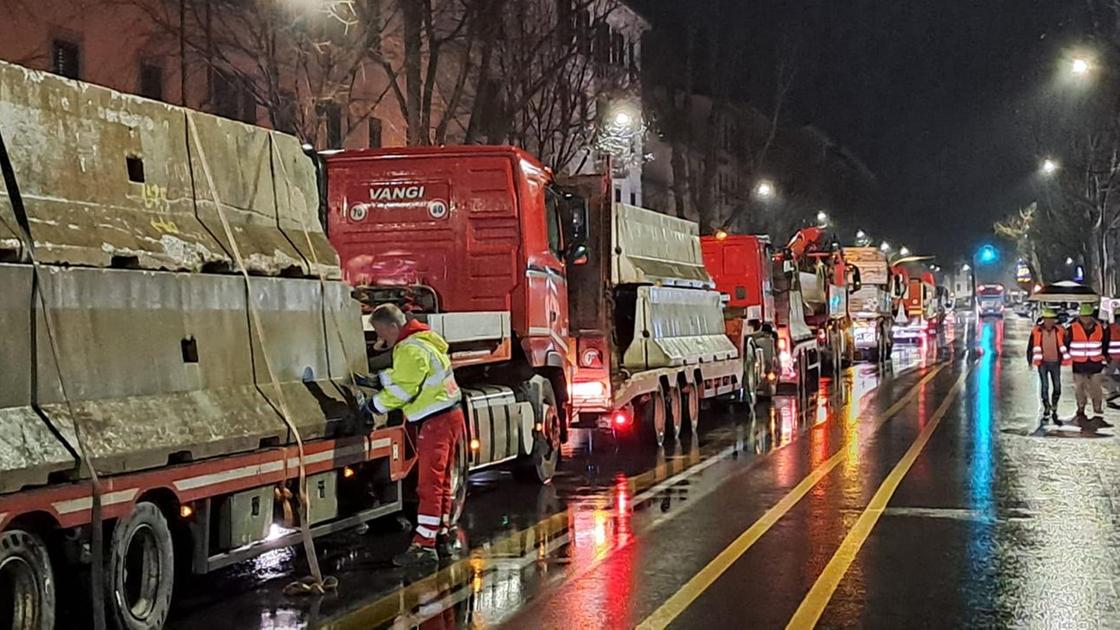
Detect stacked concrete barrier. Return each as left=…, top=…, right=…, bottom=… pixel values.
left=0, top=60, right=367, bottom=493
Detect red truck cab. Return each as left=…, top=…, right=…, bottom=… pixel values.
left=324, top=146, right=590, bottom=480
left=702, top=233, right=818, bottom=393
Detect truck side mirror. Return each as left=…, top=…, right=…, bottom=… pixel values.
left=848, top=266, right=862, bottom=293
left=567, top=243, right=589, bottom=266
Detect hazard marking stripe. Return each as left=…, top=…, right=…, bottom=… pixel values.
left=173, top=438, right=392, bottom=492
left=51, top=489, right=139, bottom=515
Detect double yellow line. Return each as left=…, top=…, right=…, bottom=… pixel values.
left=639, top=363, right=964, bottom=629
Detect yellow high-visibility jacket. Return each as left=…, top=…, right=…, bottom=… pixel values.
left=371, top=320, right=461, bottom=422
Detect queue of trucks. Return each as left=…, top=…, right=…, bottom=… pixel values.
left=0, top=62, right=915, bottom=629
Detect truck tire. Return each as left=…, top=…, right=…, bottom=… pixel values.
left=516, top=381, right=560, bottom=484
left=448, top=435, right=469, bottom=524
left=637, top=390, right=667, bottom=447
left=106, top=501, right=174, bottom=630
left=665, top=386, right=682, bottom=440
left=680, top=382, right=700, bottom=435
left=0, top=529, right=55, bottom=630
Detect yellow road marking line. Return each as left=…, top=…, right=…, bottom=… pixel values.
left=637, top=363, right=946, bottom=630
left=785, top=369, right=969, bottom=630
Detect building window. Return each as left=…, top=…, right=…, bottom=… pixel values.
left=138, top=63, right=164, bottom=101
left=557, top=0, right=573, bottom=44
left=318, top=101, right=342, bottom=149
left=614, top=187, right=622, bottom=203
left=578, top=11, right=592, bottom=55
left=629, top=191, right=637, bottom=205
left=612, top=32, right=625, bottom=66
left=211, top=70, right=255, bottom=123
left=368, top=117, right=382, bottom=148
left=51, top=39, right=80, bottom=79
left=274, top=91, right=297, bottom=134
left=594, top=24, right=611, bottom=63
left=628, top=42, right=638, bottom=79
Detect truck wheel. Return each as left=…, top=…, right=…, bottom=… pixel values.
left=665, top=386, right=682, bottom=439
left=680, top=382, right=700, bottom=435
left=517, top=381, right=560, bottom=484
left=107, top=502, right=174, bottom=630
left=638, top=390, right=667, bottom=447
left=0, top=529, right=55, bottom=630
left=448, top=435, right=469, bottom=524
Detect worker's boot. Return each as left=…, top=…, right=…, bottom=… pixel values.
left=435, top=528, right=461, bottom=560
left=1041, top=402, right=1052, bottom=424
left=393, top=543, right=438, bottom=569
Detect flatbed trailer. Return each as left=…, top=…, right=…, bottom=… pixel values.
left=564, top=177, right=743, bottom=445
left=0, top=60, right=431, bottom=629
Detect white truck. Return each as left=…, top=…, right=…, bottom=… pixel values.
left=843, top=247, right=896, bottom=362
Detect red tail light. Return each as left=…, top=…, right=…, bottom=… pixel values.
left=612, top=410, right=631, bottom=428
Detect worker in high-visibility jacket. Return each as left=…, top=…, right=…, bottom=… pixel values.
left=366, top=303, right=464, bottom=569
left=1066, top=302, right=1113, bottom=428
left=1106, top=302, right=1120, bottom=409
left=1026, top=308, right=1069, bottom=423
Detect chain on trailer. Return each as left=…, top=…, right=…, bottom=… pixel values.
left=186, top=117, right=337, bottom=596
left=0, top=131, right=109, bottom=629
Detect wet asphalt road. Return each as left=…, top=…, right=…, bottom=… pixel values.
left=168, top=315, right=1120, bottom=629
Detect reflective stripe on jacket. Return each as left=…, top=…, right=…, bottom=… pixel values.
left=1028, top=325, right=1069, bottom=366
left=1068, top=321, right=1105, bottom=363
left=1110, top=323, right=1120, bottom=357
left=372, top=320, right=462, bottom=422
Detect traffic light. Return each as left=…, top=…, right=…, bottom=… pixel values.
left=977, top=244, right=998, bottom=264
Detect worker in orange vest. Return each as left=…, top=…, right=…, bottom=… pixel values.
left=1066, top=302, right=1113, bottom=428
left=1107, top=302, right=1120, bottom=409
left=1026, top=308, right=1069, bottom=424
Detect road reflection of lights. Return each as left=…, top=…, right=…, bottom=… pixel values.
left=592, top=510, right=609, bottom=550
left=971, top=320, right=995, bottom=509
left=248, top=546, right=295, bottom=582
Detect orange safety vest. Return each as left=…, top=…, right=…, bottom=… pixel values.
left=1110, top=322, right=1120, bottom=358
left=1069, top=322, right=1105, bottom=363
left=1029, top=326, right=1070, bottom=366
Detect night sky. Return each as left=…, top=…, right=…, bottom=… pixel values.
left=636, top=0, right=1089, bottom=260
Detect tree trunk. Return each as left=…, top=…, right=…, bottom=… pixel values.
left=669, top=131, right=689, bottom=218
left=696, top=102, right=721, bottom=234
left=401, top=0, right=425, bottom=145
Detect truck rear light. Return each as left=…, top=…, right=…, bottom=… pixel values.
left=778, top=337, right=789, bottom=352
left=572, top=380, right=607, bottom=399
left=612, top=409, right=631, bottom=428
left=469, top=438, right=481, bottom=451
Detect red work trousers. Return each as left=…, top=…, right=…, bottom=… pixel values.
left=412, top=407, right=465, bottom=547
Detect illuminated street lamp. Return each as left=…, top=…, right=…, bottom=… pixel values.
left=815, top=210, right=830, bottom=226
left=879, top=241, right=891, bottom=253
left=1071, top=57, right=1092, bottom=76
left=1041, top=157, right=1060, bottom=176
left=755, top=180, right=776, bottom=200
left=613, top=110, right=634, bottom=127
left=899, top=246, right=911, bottom=257
left=856, top=229, right=867, bottom=239
left=961, top=263, right=971, bottom=271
